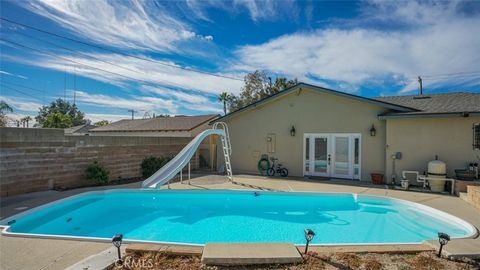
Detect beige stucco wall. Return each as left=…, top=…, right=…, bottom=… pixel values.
left=385, top=116, right=480, bottom=184
left=219, top=87, right=390, bottom=181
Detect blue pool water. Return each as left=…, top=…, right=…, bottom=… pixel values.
left=1, top=190, right=476, bottom=245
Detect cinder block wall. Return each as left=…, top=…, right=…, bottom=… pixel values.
left=0, top=127, right=199, bottom=197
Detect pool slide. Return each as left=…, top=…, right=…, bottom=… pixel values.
left=142, top=122, right=232, bottom=188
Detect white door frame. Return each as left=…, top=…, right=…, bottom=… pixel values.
left=303, top=133, right=330, bottom=177
left=303, top=133, right=361, bottom=180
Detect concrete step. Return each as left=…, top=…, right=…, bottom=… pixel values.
left=459, top=192, right=468, bottom=202
left=65, top=246, right=126, bottom=270
left=425, top=239, right=480, bottom=259
left=201, top=242, right=303, bottom=266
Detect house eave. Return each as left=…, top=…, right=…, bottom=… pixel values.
left=378, top=111, right=480, bottom=120
left=212, top=83, right=417, bottom=123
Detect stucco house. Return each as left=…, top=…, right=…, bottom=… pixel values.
left=213, top=83, right=480, bottom=185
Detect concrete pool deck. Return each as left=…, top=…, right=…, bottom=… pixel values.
left=1, top=174, right=479, bottom=269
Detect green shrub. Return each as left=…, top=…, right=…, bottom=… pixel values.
left=199, top=154, right=208, bottom=168
left=86, top=161, right=109, bottom=185
left=141, top=156, right=172, bottom=179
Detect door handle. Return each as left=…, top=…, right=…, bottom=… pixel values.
left=327, top=154, right=331, bottom=165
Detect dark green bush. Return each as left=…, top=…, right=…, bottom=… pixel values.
left=199, top=154, right=208, bottom=168
left=86, top=161, right=109, bottom=185
left=141, top=156, right=172, bottom=179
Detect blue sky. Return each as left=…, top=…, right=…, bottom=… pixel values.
left=1, top=0, right=479, bottom=124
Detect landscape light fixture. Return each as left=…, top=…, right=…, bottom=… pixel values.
left=370, top=124, right=376, bottom=137
left=112, top=234, right=123, bottom=264
left=304, top=228, right=315, bottom=254
left=437, top=232, right=450, bottom=257
left=290, top=125, right=296, bottom=137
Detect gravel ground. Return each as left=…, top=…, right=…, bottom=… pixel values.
left=111, top=251, right=480, bottom=270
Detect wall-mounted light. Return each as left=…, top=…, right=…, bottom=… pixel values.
left=112, top=234, right=123, bottom=265
left=437, top=232, right=450, bottom=257
left=290, top=125, right=296, bottom=137
left=370, top=124, right=376, bottom=137
left=304, top=228, right=315, bottom=254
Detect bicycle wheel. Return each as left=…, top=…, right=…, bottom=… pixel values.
left=280, top=168, right=289, bottom=177
left=267, top=168, right=275, bottom=176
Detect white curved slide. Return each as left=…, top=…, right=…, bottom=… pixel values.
left=142, top=122, right=232, bottom=189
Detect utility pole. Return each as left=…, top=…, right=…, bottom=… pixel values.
left=64, top=65, right=67, bottom=101
left=73, top=65, right=77, bottom=105
left=418, top=76, right=423, bottom=95
left=128, top=109, right=136, bottom=120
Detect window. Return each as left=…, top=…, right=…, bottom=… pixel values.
left=474, top=124, right=480, bottom=150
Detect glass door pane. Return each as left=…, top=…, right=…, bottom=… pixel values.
left=353, top=137, right=360, bottom=178
left=334, top=136, right=349, bottom=176
left=314, top=137, right=328, bottom=173
left=304, top=137, right=310, bottom=172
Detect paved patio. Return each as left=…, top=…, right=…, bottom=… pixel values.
left=1, top=174, right=479, bottom=269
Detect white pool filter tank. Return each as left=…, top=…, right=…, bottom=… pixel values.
left=427, top=157, right=447, bottom=192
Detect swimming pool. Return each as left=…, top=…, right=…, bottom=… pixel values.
left=1, top=189, right=477, bottom=245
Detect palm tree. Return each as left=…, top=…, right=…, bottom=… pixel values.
left=0, top=101, right=13, bottom=114
left=21, top=116, right=32, bottom=128
left=218, top=92, right=230, bottom=115
left=0, top=101, right=13, bottom=127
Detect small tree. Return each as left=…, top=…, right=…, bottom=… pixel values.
left=226, top=70, right=297, bottom=112
left=36, top=99, right=86, bottom=128
left=94, top=120, right=109, bottom=126
left=141, top=156, right=172, bottom=179
left=21, top=116, right=32, bottom=128
left=86, top=161, right=109, bottom=185
left=218, top=92, right=230, bottom=115
left=43, top=112, right=73, bottom=128
left=0, top=100, right=13, bottom=127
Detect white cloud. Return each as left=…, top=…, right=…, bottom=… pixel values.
left=85, top=113, right=128, bottom=123
left=140, top=85, right=209, bottom=104
left=182, top=0, right=298, bottom=22
left=74, top=90, right=178, bottom=114
left=0, top=96, right=42, bottom=112
left=234, top=1, right=480, bottom=94
left=4, top=113, right=37, bottom=127
left=0, top=70, right=28, bottom=79
left=22, top=0, right=201, bottom=52
left=185, top=103, right=223, bottom=114
left=16, top=52, right=244, bottom=96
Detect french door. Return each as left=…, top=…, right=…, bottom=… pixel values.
left=303, top=133, right=361, bottom=180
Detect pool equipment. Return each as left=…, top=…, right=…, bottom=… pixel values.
left=427, top=157, right=448, bottom=192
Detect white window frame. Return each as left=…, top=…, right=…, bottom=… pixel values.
left=474, top=123, right=480, bottom=150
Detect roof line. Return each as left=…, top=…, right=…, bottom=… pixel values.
left=378, top=111, right=480, bottom=119
left=212, top=82, right=417, bottom=123
left=187, top=114, right=220, bottom=131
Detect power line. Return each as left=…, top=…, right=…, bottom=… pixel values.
left=0, top=80, right=45, bottom=93
left=1, top=37, right=202, bottom=91
left=421, top=70, right=480, bottom=79
left=1, top=83, right=132, bottom=116
left=1, top=84, right=43, bottom=101
left=9, top=30, right=143, bottom=75
left=421, top=73, right=480, bottom=81
left=0, top=17, right=244, bottom=81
